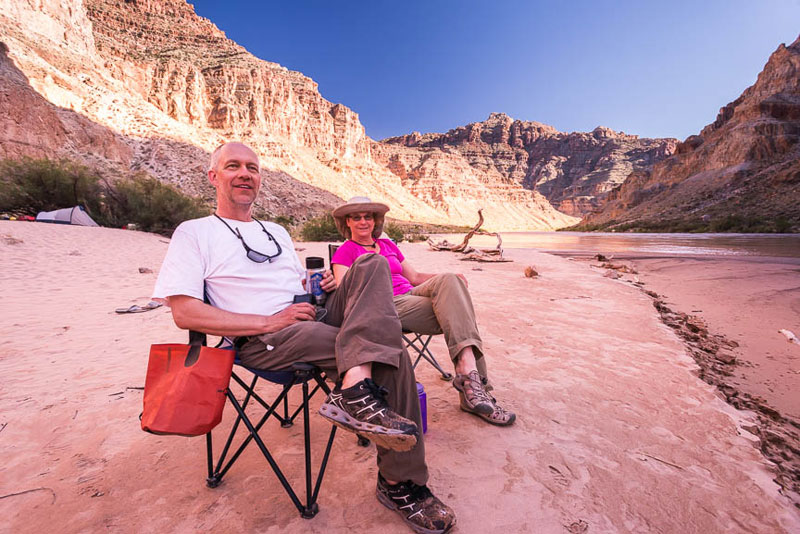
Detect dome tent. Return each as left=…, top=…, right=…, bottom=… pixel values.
left=35, top=206, right=98, bottom=226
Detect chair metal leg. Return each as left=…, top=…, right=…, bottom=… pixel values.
left=309, top=368, right=337, bottom=504
left=224, top=388, right=308, bottom=514
left=301, top=379, right=315, bottom=517
left=281, top=390, right=292, bottom=428
left=209, top=374, right=297, bottom=484
left=205, top=432, right=221, bottom=488
left=206, top=366, right=337, bottom=519
left=404, top=332, right=453, bottom=381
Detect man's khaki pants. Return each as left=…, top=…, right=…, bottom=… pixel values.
left=237, top=254, right=428, bottom=485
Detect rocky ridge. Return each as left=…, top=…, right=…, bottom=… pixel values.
left=377, top=113, right=677, bottom=217
left=0, top=0, right=579, bottom=230
left=580, top=36, right=800, bottom=231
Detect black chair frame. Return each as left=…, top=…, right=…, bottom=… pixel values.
left=403, top=331, right=452, bottom=380
left=205, top=361, right=337, bottom=519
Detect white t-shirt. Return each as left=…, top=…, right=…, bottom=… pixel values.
left=153, top=215, right=305, bottom=316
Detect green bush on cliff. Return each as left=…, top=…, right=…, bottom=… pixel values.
left=384, top=221, right=405, bottom=242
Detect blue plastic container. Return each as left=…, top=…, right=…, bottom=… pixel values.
left=416, top=382, right=427, bottom=434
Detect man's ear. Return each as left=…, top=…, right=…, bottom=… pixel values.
left=208, top=169, right=218, bottom=187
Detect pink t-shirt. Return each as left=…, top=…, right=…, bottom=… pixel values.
left=331, top=239, right=414, bottom=296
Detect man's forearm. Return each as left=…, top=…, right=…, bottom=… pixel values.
left=168, top=295, right=272, bottom=337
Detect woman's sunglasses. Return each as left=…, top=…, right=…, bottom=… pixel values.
left=214, top=214, right=283, bottom=263
left=347, top=214, right=374, bottom=222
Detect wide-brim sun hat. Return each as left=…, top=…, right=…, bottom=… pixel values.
left=332, top=196, right=390, bottom=218
left=332, top=196, right=390, bottom=240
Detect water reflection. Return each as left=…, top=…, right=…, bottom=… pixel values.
left=430, top=232, right=800, bottom=258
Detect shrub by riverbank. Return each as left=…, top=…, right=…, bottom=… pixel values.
left=566, top=214, right=798, bottom=233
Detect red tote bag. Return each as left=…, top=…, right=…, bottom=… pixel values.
left=141, top=338, right=235, bottom=437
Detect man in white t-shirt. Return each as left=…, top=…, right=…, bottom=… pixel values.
left=152, top=142, right=455, bottom=534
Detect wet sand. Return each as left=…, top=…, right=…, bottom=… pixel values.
left=1, top=221, right=798, bottom=533
left=566, top=252, right=800, bottom=507
left=622, top=255, right=800, bottom=420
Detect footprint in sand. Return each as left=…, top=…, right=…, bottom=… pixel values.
left=501, top=451, right=524, bottom=493
left=548, top=464, right=571, bottom=488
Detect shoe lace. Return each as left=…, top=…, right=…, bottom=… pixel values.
left=387, top=479, right=433, bottom=503
left=464, top=372, right=493, bottom=405
left=363, top=378, right=390, bottom=407
left=407, top=482, right=433, bottom=502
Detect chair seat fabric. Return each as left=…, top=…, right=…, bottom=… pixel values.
left=234, top=357, right=316, bottom=385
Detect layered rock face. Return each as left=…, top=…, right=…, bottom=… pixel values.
left=84, top=0, right=371, bottom=161
left=378, top=113, right=677, bottom=217
left=0, top=0, right=580, bottom=230
left=581, top=36, right=800, bottom=231
left=0, top=12, right=341, bottom=216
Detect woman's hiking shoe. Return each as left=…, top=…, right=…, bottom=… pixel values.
left=318, top=378, right=418, bottom=451
left=376, top=474, right=456, bottom=534
left=453, top=370, right=516, bottom=426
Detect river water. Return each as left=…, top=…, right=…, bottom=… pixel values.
left=431, top=232, right=800, bottom=259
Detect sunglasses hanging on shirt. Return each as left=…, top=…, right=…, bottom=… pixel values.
left=214, top=214, right=283, bottom=263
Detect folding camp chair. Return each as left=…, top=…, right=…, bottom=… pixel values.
left=402, top=330, right=452, bottom=381
left=328, top=244, right=453, bottom=381
left=204, top=337, right=337, bottom=519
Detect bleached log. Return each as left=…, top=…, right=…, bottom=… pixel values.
left=427, top=209, right=510, bottom=262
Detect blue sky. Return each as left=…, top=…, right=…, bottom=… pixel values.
left=190, top=0, right=800, bottom=141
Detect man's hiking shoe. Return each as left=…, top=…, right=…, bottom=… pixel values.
left=318, top=378, right=418, bottom=451
left=376, top=474, right=456, bottom=534
left=453, top=370, right=516, bottom=426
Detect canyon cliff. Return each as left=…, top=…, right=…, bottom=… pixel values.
left=377, top=113, right=676, bottom=217
left=1, top=0, right=581, bottom=231
left=580, top=36, right=800, bottom=232
left=0, top=0, right=683, bottom=231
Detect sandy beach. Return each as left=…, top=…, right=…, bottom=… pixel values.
left=1, top=220, right=798, bottom=533
left=619, top=255, right=800, bottom=420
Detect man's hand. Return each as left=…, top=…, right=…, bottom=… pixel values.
left=320, top=269, right=338, bottom=292
left=267, top=303, right=316, bottom=332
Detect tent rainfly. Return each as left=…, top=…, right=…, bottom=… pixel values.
left=35, top=206, right=99, bottom=226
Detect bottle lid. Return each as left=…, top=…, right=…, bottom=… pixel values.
left=305, top=256, right=324, bottom=269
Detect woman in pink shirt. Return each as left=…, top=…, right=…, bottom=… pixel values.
left=331, top=196, right=514, bottom=426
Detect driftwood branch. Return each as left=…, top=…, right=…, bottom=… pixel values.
left=427, top=210, right=511, bottom=262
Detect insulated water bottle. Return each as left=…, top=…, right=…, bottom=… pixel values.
left=305, top=257, right=326, bottom=306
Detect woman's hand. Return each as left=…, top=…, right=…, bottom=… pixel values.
left=320, top=269, right=338, bottom=292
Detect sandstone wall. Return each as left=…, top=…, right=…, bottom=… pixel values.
left=0, top=0, right=679, bottom=231
left=0, top=0, right=584, bottom=230
left=581, top=36, right=800, bottom=230
left=379, top=113, right=677, bottom=217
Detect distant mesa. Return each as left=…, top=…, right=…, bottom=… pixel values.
left=377, top=114, right=676, bottom=218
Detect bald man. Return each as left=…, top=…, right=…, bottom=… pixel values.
left=152, top=142, right=456, bottom=534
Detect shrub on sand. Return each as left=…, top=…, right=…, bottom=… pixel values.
left=0, top=157, right=105, bottom=217
left=384, top=221, right=404, bottom=242
left=299, top=214, right=342, bottom=242
left=105, top=173, right=210, bottom=234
